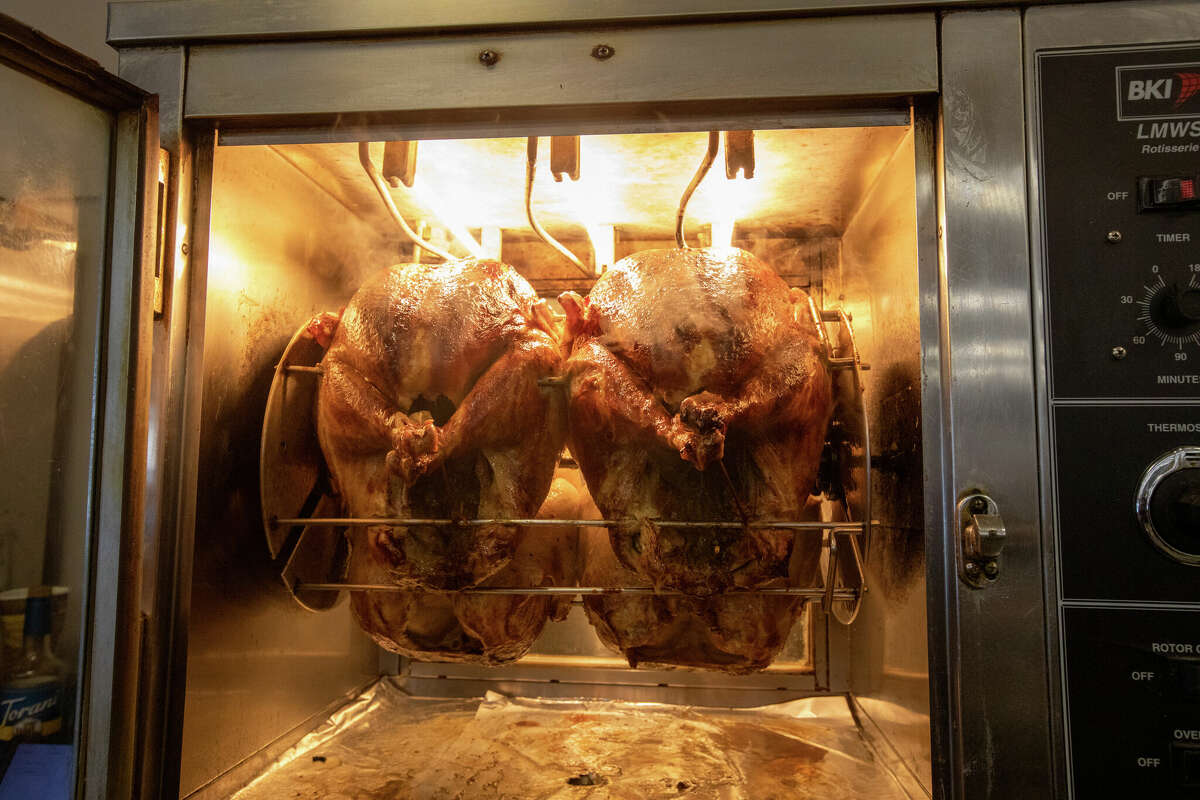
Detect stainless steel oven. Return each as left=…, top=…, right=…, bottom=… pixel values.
left=5, top=1, right=1197, bottom=797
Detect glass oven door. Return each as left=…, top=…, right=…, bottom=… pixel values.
left=0, top=13, right=158, bottom=800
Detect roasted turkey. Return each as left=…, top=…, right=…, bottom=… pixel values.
left=315, top=259, right=573, bottom=662
left=559, top=247, right=834, bottom=594
left=580, top=523, right=802, bottom=673
left=560, top=247, right=833, bottom=671
left=347, top=477, right=579, bottom=663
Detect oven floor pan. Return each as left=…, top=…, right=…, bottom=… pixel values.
left=226, top=677, right=917, bottom=799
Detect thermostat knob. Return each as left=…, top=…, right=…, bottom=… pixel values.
left=1136, top=448, right=1200, bottom=566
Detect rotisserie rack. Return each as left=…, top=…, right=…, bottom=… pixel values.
left=260, top=266, right=873, bottom=628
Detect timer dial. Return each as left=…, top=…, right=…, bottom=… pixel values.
left=1132, top=273, right=1200, bottom=345
left=1161, top=284, right=1200, bottom=329
left=1137, top=274, right=1200, bottom=346
left=1136, top=447, right=1200, bottom=566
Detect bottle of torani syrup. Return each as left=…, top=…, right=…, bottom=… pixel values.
left=0, top=593, right=65, bottom=742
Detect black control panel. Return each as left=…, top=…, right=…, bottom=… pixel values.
left=1053, top=406, right=1200, bottom=603
left=1064, top=608, right=1200, bottom=796
left=1038, top=43, right=1200, bottom=798
left=1041, top=45, right=1200, bottom=399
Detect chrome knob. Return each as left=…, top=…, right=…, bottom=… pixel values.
left=1136, top=447, right=1200, bottom=566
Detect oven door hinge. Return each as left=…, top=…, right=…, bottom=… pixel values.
left=957, top=491, right=1007, bottom=588
left=152, top=147, right=169, bottom=317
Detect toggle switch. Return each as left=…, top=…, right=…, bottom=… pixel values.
left=1173, top=745, right=1200, bottom=787
left=1139, top=175, right=1200, bottom=211
left=1170, top=658, right=1200, bottom=701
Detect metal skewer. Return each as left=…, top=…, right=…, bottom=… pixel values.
left=292, top=582, right=858, bottom=599
left=270, top=516, right=867, bottom=532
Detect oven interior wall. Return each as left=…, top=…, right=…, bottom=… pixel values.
left=838, top=129, right=932, bottom=791
left=179, top=144, right=386, bottom=797
left=180, top=122, right=930, bottom=797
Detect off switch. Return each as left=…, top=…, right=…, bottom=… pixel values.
left=1174, top=746, right=1200, bottom=787
left=1139, top=175, right=1200, bottom=211
left=1171, top=659, right=1200, bottom=701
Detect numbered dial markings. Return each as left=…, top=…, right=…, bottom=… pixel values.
left=1125, top=268, right=1200, bottom=351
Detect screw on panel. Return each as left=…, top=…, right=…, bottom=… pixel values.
left=591, top=44, right=615, bottom=60
left=1106, top=230, right=1122, bottom=243
left=964, top=562, right=981, bottom=577
left=1111, top=346, right=1127, bottom=360
left=478, top=49, right=500, bottom=67
left=982, top=561, right=1000, bottom=579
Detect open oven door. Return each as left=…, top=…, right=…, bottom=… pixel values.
left=0, top=13, right=159, bottom=800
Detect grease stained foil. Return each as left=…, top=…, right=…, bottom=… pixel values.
left=232, top=678, right=909, bottom=799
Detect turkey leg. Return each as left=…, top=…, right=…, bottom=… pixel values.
left=566, top=339, right=724, bottom=469
left=679, top=328, right=831, bottom=444
left=399, top=332, right=562, bottom=483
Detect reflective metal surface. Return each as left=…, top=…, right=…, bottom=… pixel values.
left=833, top=125, right=934, bottom=794
left=1134, top=448, right=1200, bottom=566
left=174, top=143, right=389, bottom=797
left=86, top=97, right=158, bottom=800
left=955, top=493, right=1007, bottom=588
left=182, top=15, right=936, bottom=123
left=940, top=9, right=1052, bottom=800
left=109, top=0, right=1016, bottom=46
left=230, top=680, right=914, bottom=800
left=117, top=45, right=197, bottom=800
left=244, top=129, right=908, bottom=243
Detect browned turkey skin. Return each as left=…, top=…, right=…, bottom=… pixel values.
left=559, top=248, right=833, bottom=597
left=580, top=525, right=801, bottom=674
left=315, top=259, right=572, bottom=663
left=348, top=478, right=580, bottom=664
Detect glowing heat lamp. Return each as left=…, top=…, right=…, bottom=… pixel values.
left=710, top=219, right=735, bottom=248
left=409, top=183, right=484, bottom=259
left=481, top=226, right=502, bottom=261
left=586, top=223, right=615, bottom=276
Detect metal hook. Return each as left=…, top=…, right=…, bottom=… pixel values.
left=676, top=131, right=720, bottom=248
left=358, top=142, right=456, bottom=262
left=525, top=137, right=592, bottom=278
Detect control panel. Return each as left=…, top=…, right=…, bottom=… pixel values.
left=1064, top=608, right=1200, bottom=795
left=1037, top=43, right=1200, bottom=798
left=1040, top=46, right=1200, bottom=399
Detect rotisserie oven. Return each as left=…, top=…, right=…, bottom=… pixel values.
left=2, top=1, right=1199, bottom=797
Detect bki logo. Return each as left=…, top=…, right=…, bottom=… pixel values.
left=1127, top=74, right=1200, bottom=107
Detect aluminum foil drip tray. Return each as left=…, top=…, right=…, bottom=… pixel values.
left=230, top=678, right=914, bottom=799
